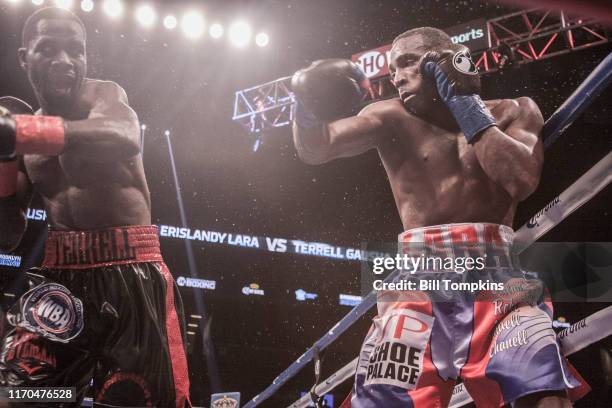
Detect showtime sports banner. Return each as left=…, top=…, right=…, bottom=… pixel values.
left=352, top=18, right=488, bottom=79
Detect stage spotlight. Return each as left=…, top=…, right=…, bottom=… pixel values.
left=54, top=0, right=72, bottom=8
left=255, top=32, right=269, bottom=47
left=164, top=130, right=170, bottom=137
left=80, top=0, right=93, bottom=12
left=181, top=11, right=205, bottom=40
left=32, top=0, right=44, bottom=6
left=135, top=4, right=156, bottom=27
left=229, top=21, right=251, bottom=47
left=141, top=124, right=147, bottom=130
left=163, top=15, right=177, bottom=30
left=209, top=23, right=223, bottom=39
left=103, top=0, right=122, bottom=18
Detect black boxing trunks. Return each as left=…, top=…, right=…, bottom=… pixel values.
left=0, top=225, right=190, bottom=407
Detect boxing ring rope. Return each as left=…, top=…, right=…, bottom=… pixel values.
left=245, top=52, right=612, bottom=408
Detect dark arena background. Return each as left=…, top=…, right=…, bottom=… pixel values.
left=0, top=0, right=611, bottom=407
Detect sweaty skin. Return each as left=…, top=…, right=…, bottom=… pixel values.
left=293, top=34, right=566, bottom=407
left=0, top=17, right=149, bottom=251
left=293, top=34, right=544, bottom=231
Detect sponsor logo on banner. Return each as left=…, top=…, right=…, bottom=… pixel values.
left=0, top=254, right=21, bottom=267
left=358, top=308, right=433, bottom=390
left=352, top=18, right=488, bottom=80
left=353, top=45, right=393, bottom=79
left=339, top=293, right=362, bottom=307
left=176, top=276, right=216, bottom=290
left=26, top=208, right=47, bottom=221
left=242, top=283, right=265, bottom=296
left=445, top=18, right=488, bottom=50
left=210, top=392, right=240, bottom=408
left=558, top=319, right=586, bottom=340
left=527, top=196, right=561, bottom=228
left=11, top=283, right=84, bottom=343
left=295, top=289, right=318, bottom=302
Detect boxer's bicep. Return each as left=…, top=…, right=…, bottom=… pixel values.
left=503, top=98, right=544, bottom=169
left=65, top=81, right=140, bottom=160
left=326, top=114, right=384, bottom=160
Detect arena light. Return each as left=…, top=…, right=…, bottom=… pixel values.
left=102, top=0, right=122, bottom=18
left=229, top=21, right=251, bottom=47
left=181, top=11, right=205, bottom=40
left=209, top=22, right=223, bottom=39
left=80, top=0, right=93, bottom=11
left=135, top=4, right=156, bottom=27
left=255, top=32, right=269, bottom=47
left=32, top=0, right=44, bottom=6
left=54, top=0, right=72, bottom=8
left=163, top=15, right=177, bottom=30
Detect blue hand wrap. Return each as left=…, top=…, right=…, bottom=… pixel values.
left=423, top=61, right=496, bottom=143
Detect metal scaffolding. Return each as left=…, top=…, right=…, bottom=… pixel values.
left=232, top=8, right=610, bottom=136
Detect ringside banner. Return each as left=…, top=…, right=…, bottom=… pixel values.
left=352, top=18, right=488, bottom=79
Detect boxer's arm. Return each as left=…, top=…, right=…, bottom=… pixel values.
left=0, top=157, right=33, bottom=252
left=472, top=97, right=544, bottom=201
left=293, top=103, right=386, bottom=165
left=63, top=80, right=140, bottom=162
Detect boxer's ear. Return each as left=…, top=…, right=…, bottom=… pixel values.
left=18, top=47, right=28, bottom=72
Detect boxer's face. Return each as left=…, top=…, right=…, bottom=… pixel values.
left=389, top=35, right=439, bottom=113
left=19, top=18, right=86, bottom=111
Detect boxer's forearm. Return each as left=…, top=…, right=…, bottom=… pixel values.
left=473, top=126, right=541, bottom=201
left=63, top=118, right=140, bottom=161
left=293, top=123, right=332, bottom=165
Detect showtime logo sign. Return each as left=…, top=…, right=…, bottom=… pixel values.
left=355, top=45, right=393, bottom=79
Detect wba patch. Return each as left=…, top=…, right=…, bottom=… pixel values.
left=8, top=283, right=84, bottom=343
left=357, top=308, right=434, bottom=390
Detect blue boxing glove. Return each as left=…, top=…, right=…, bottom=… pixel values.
left=419, top=47, right=496, bottom=143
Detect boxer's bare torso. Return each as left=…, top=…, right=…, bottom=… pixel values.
left=22, top=79, right=151, bottom=230
left=294, top=34, right=543, bottom=231
left=366, top=97, right=523, bottom=229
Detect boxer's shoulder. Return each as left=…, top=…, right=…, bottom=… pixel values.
left=487, top=97, right=543, bottom=128
left=487, top=97, right=539, bottom=115
left=358, top=97, right=408, bottom=122
left=80, top=79, right=128, bottom=101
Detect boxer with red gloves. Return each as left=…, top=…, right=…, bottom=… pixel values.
left=0, top=7, right=190, bottom=407
left=293, top=27, right=586, bottom=407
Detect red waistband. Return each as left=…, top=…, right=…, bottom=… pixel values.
left=398, top=223, right=516, bottom=267
left=43, top=225, right=163, bottom=269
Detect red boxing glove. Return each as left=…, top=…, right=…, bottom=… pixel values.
left=14, top=115, right=65, bottom=156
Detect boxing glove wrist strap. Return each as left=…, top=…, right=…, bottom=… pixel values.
left=446, top=95, right=496, bottom=144
left=294, top=100, right=323, bottom=129
left=14, top=115, right=65, bottom=155
left=0, top=160, right=18, bottom=198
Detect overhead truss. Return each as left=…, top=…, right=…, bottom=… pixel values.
left=233, top=8, right=610, bottom=136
